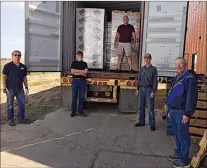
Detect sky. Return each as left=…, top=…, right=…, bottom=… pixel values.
left=1, top=2, right=25, bottom=58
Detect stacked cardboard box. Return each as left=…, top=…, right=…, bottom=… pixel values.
left=76, top=8, right=105, bottom=69
left=110, top=10, right=140, bottom=71
left=104, top=21, right=112, bottom=69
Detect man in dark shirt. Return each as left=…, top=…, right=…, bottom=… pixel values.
left=134, top=53, right=158, bottom=131
left=114, top=15, right=136, bottom=73
left=2, top=50, right=30, bottom=126
left=70, top=51, right=88, bottom=117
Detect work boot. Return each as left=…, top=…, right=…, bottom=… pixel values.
left=18, top=118, right=31, bottom=124
left=8, top=119, right=15, bottom=126
left=70, top=113, right=76, bottom=117
left=171, top=160, right=190, bottom=168
left=150, top=126, right=156, bottom=131
left=134, top=123, right=145, bottom=127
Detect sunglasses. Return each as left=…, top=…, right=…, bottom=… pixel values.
left=13, top=54, right=21, bottom=57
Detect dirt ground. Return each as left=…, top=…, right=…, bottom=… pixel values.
left=1, top=59, right=166, bottom=124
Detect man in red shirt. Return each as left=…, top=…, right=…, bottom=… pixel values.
left=114, top=15, right=136, bottom=73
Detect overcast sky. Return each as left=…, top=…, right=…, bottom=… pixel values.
left=1, top=2, right=24, bottom=58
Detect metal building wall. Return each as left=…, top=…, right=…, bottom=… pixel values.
left=185, top=2, right=206, bottom=75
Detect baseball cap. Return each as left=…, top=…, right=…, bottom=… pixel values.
left=144, top=53, right=152, bottom=58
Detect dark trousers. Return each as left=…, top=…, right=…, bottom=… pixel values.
left=7, top=89, right=25, bottom=121
left=71, top=78, right=86, bottom=114
left=170, top=109, right=190, bottom=164
left=138, top=87, right=155, bottom=126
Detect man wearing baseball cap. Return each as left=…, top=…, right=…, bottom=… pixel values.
left=135, top=53, right=158, bottom=131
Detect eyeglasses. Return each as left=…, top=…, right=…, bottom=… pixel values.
left=13, top=54, right=21, bottom=57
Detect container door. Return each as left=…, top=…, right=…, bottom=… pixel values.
left=25, top=2, right=62, bottom=72
left=142, top=2, right=188, bottom=77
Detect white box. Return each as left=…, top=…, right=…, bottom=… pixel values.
left=76, top=8, right=105, bottom=69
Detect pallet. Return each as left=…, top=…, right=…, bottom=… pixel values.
left=191, top=130, right=207, bottom=168
left=192, top=109, right=207, bottom=119
left=198, top=92, right=207, bottom=100
left=191, top=135, right=203, bottom=144
left=196, top=100, right=207, bottom=109
left=190, top=118, right=207, bottom=127
left=189, top=127, right=206, bottom=136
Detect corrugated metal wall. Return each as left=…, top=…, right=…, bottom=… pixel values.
left=185, top=2, right=206, bottom=75
left=62, top=1, right=83, bottom=71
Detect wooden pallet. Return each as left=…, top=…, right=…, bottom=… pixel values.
left=190, top=76, right=206, bottom=144
left=189, top=127, right=206, bottom=136
left=192, top=109, right=207, bottom=119
left=190, top=118, right=207, bottom=127
left=191, top=130, right=207, bottom=168
left=191, top=135, right=203, bottom=144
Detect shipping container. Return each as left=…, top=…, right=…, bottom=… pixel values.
left=24, top=1, right=188, bottom=76
left=185, top=1, right=207, bottom=75
left=24, top=1, right=188, bottom=112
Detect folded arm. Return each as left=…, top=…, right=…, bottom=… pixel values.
left=71, top=69, right=88, bottom=76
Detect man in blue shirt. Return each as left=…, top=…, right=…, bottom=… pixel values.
left=165, top=57, right=198, bottom=168
left=134, top=53, right=158, bottom=131
left=2, top=50, right=30, bottom=126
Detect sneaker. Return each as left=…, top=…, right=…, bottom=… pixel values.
left=70, top=113, right=76, bottom=117
left=18, top=118, right=31, bottom=124
left=8, top=119, right=15, bottom=126
left=79, top=113, right=87, bottom=117
left=150, top=126, right=156, bottom=131
left=168, top=155, right=179, bottom=161
left=134, top=123, right=145, bottom=127
left=171, top=160, right=190, bottom=168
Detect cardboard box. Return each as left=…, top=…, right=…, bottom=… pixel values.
left=109, top=10, right=141, bottom=71
left=76, top=8, right=105, bottom=69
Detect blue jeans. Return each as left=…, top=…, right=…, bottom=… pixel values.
left=7, top=89, right=25, bottom=121
left=138, top=87, right=155, bottom=126
left=71, top=79, right=86, bottom=114
left=170, top=109, right=190, bottom=164
left=167, top=107, right=173, bottom=135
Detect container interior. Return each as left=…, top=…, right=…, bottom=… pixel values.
left=62, top=1, right=142, bottom=72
